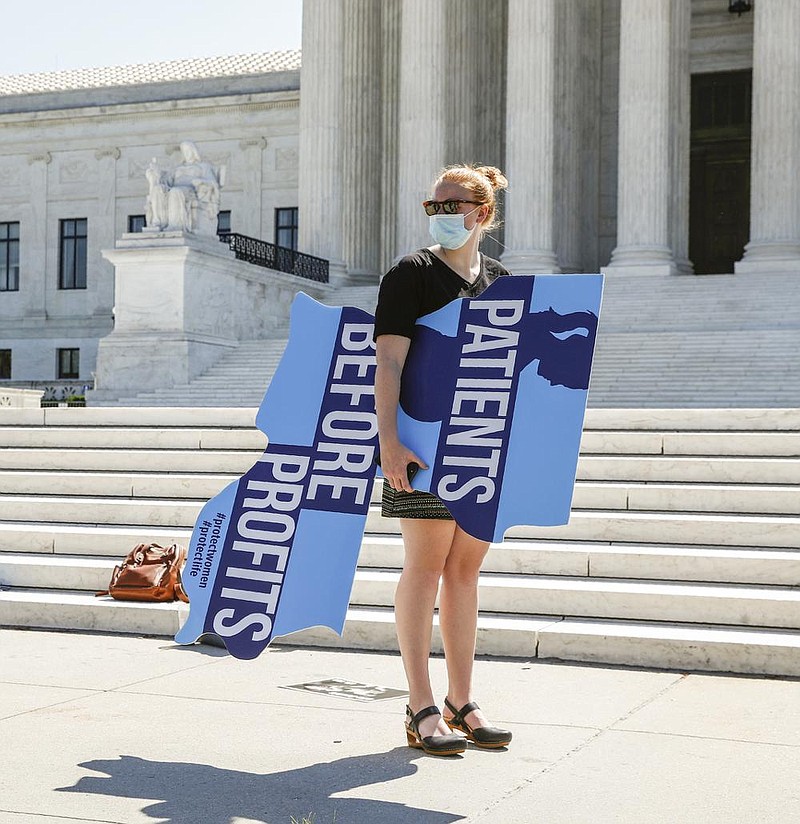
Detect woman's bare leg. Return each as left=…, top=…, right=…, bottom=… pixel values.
left=439, top=526, right=493, bottom=730
left=395, top=518, right=456, bottom=738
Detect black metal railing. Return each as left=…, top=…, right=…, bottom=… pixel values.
left=218, top=232, right=329, bottom=283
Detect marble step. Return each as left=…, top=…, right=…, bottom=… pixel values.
left=0, top=426, right=266, bottom=450
left=533, top=617, right=800, bottom=677
left=2, top=406, right=796, bottom=431
left=350, top=569, right=800, bottom=630
left=0, top=589, right=534, bottom=658
left=0, top=588, right=187, bottom=637
left=0, top=448, right=260, bottom=473
left=583, top=409, right=800, bottom=431
left=0, top=470, right=239, bottom=499
left=367, top=508, right=800, bottom=549
left=578, top=456, right=800, bottom=484
left=1, top=589, right=798, bottom=676
left=357, top=536, right=800, bottom=585
left=0, top=495, right=205, bottom=528
left=6, top=536, right=800, bottom=593
left=0, top=407, right=259, bottom=427
left=114, top=397, right=268, bottom=407
left=2, top=426, right=798, bottom=456
left=0, top=522, right=193, bottom=556
left=1, top=492, right=798, bottom=547
left=2, top=448, right=797, bottom=486
left=6, top=553, right=798, bottom=631
left=0, top=553, right=117, bottom=591
left=1, top=472, right=798, bottom=516
left=3, top=528, right=800, bottom=586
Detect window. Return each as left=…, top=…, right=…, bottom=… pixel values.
left=57, top=348, right=79, bottom=379
left=275, top=207, right=298, bottom=251
left=0, top=349, right=10, bottom=379
left=217, top=210, right=231, bottom=235
left=59, top=218, right=87, bottom=289
left=128, top=214, right=146, bottom=233
left=0, top=222, right=20, bottom=291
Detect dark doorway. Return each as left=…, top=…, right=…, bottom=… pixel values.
left=689, top=70, right=752, bottom=274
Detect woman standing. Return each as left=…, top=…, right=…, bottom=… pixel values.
left=374, top=164, right=513, bottom=756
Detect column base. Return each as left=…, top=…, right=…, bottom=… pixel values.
left=602, top=245, right=678, bottom=277
left=327, top=260, right=350, bottom=287
left=344, top=267, right=381, bottom=286
left=500, top=249, right=561, bottom=275
left=735, top=241, right=800, bottom=275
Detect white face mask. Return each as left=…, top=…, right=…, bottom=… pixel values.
left=428, top=206, right=480, bottom=249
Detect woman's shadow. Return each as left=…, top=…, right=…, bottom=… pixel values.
left=57, top=748, right=465, bottom=824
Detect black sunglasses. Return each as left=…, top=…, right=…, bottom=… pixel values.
left=422, top=199, right=482, bottom=216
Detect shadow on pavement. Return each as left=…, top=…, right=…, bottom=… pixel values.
left=57, top=748, right=466, bottom=824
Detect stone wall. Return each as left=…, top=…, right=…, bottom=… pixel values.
left=0, top=73, right=300, bottom=384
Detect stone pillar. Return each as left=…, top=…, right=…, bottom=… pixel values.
left=735, top=0, right=800, bottom=275
left=501, top=0, right=560, bottom=274
left=342, top=0, right=383, bottom=281
left=94, top=147, right=120, bottom=316
left=380, top=0, right=401, bottom=272
left=445, top=0, right=480, bottom=163
left=26, top=152, right=50, bottom=321
left=298, top=0, right=347, bottom=283
left=473, top=0, right=509, bottom=260
left=238, top=137, right=266, bottom=239
left=670, top=0, right=692, bottom=275
left=395, top=0, right=446, bottom=259
left=555, top=0, right=581, bottom=273
left=603, top=0, right=683, bottom=277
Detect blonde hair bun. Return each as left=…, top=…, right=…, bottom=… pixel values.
left=475, top=165, right=509, bottom=192
left=434, top=163, right=509, bottom=234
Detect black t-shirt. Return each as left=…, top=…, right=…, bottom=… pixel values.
left=374, top=247, right=510, bottom=340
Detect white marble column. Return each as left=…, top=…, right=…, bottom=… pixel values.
left=735, top=0, right=800, bottom=275
left=501, top=0, right=560, bottom=274
left=603, top=0, right=681, bottom=277
left=298, top=0, right=347, bottom=283
left=669, top=0, right=692, bottom=275
left=395, top=0, right=446, bottom=259
left=238, top=137, right=266, bottom=239
left=342, top=0, right=383, bottom=281
left=26, top=152, right=50, bottom=321
left=444, top=0, right=479, bottom=163
left=555, top=0, right=581, bottom=273
left=380, top=0, right=401, bottom=273
left=94, top=147, right=120, bottom=317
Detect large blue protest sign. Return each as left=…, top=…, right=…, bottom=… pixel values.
left=176, top=274, right=602, bottom=659
left=397, top=274, right=603, bottom=542
left=175, top=293, right=379, bottom=659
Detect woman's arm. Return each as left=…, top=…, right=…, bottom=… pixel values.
left=375, top=334, right=427, bottom=493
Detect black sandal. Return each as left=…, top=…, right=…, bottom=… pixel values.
left=443, top=698, right=512, bottom=749
left=405, top=705, right=466, bottom=756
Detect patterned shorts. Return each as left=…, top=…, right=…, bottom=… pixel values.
left=381, top=483, right=454, bottom=520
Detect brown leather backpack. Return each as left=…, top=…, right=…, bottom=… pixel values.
left=97, top=543, right=189, bottom=603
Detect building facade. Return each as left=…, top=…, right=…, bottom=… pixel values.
left=298, top=0, right=800, bottom=282
left=1, top=0, right=799, bottom=398
left=0, top=54, right=301, bottom=391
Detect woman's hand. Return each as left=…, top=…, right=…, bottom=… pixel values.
left=379, top=439, right=428, bottom=494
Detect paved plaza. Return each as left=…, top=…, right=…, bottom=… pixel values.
left=1, top=629, right=799, bottom=823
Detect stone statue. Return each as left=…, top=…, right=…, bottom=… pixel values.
left=144, top=141, right=226, bottom=236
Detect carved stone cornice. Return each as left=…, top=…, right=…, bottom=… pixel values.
left=95, top=147, right=121, bottom=160
left=27, top=151, right=52, bottom=165
left=239, top=137, right=267, bottom=150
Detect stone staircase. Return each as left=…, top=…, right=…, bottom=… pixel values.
left=589, top=270, right=800, bottom=407
left=114, top=285, right=380, bottom=407
left=1, top=406, right=799, bottom=676
left=109, top=271, right=800, bottom=408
